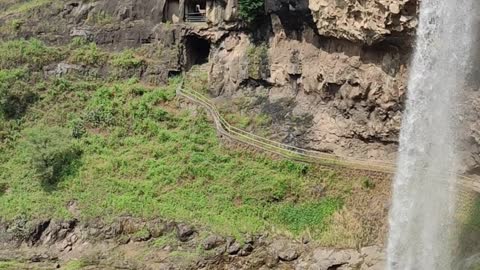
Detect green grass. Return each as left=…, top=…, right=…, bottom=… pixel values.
left=63, top=260, right=87, bottom=270
left=69, top=42, right=108, bottom=67
left=0, top=0, right=57, bottom=17
left=275, top=199, right=343, bottom=234
left=0, top=39, right=347, bottom=243
left=0, top=39, right=59, bottom=69
left=153, top=232, right=177, bottom=248
left=110, top=50, right=144, bottom=69
left=0, top=261, right=24, bottom=270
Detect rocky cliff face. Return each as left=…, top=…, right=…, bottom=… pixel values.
left=208, top=0, right=417, bottom=161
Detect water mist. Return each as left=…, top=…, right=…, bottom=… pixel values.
left=386, top=0, right=475, bottom=269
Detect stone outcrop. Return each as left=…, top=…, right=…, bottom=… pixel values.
left=0, top=218, right=387, bottom=269
left=209, top=26, right=407, bottom=160
left=308, top=0, right=418, bottom=44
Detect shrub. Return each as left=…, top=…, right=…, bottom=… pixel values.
left=84, top=86, right=116, bottom=127
left=362, top=177, right=376, bottom=190
left=110, top=50, right=144, bottom=69
left=70, top=42, right=107, bottom=66
left=0, top=39, right=59, bottom=69
left=21, top=127, right=81, bottom=186
left=247, top=44, right=269, bottom=79
left=86, top=10, right=116, bottom=26
left=0, top=81, right=37, bottom=119
left=0, top=69, right=36, bottom=119
left=0, top=182, right=8, bottom=195
left=238, top=0, right=264, bottom=25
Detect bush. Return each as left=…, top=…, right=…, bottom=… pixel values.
left=238, top=0, right=264, bottom=25
left=0, top=39, right=59, bottom=69
left=70, top=42, right=107, bottom=66
left=110, top=50, right=144, bottom=69
left=0, top=81, right=37, bottom=119
left=0, top=69, right=36, bottom=119
left=21, top=127, right=81, bottom=187
left=362, top=177, right=376, bottom=190
left=247, top=44, right=269, bottom=79
left=0, top=182, right=8, bottom=195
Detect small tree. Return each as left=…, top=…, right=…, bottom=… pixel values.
left=238, top=0, right=265, bottom=25
left=21, top=127, right=81, bottom=187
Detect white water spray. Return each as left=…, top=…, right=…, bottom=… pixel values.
left=387, top=1, right=475, bottom=269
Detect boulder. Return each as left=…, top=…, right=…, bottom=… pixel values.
left=175, top=223, right=195, bottom=242
left=202, top=235, right=225, bottom=250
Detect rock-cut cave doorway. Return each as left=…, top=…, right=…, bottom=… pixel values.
left=185, top=35, right=210, bottom=71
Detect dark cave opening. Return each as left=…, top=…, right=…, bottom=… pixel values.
left=185, top=35, right=210, bottom=70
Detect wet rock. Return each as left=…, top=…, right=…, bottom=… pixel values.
left=176, top=223, right=195, bottom=242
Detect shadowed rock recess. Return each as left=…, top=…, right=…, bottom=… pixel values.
left=1, top=0, right=480, bottom=269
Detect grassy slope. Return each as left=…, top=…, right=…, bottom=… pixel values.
left=0, top=39, right=354, bottom=244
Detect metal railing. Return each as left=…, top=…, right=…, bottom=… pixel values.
left=185, top=12, right=206, bottom=22
left=176, top=81, right=480, bottom=193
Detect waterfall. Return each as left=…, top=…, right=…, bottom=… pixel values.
left=386, top=0, right=475, bottom=269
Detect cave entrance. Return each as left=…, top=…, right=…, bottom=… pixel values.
left=185, top=0, right=207, bottom=22
left=185, top=35, right=210, bottom=70
left=164, top=0, right=180, bottom=22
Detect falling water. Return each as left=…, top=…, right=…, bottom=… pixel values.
left=386, top=0, right=475, bottom=269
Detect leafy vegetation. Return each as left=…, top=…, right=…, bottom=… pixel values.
left=0, top=68, right=37, bottom=119
left=110, top=50, right=144, bottom=69
left=0, top=39, right=353, bottom=245
left=247, top=43, right=269, bottom=80
left=86, top=10, right=116, bottom=26
left=69, top=42, right=107, bottom=66
left=0, top=39, right=59, bottom=69
left=21, top=126, right=82, bottom=189
left=238, top=0, right=265, bottom=25
left=0, top=0, right=58, bottom=17
left=0, top=261, right=24, bottom=270
left=276, top=199, right=343, bottom=234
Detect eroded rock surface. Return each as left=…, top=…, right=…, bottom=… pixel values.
left=308, top=0, right=418, bottom=44
left=210, top=27, right=407, bottom=160
left=0, top=219, right=387, bottom=270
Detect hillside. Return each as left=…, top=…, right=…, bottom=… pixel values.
left=2, top=0, right=480, bottom=269
left=0, top=37, right=390, bottom=269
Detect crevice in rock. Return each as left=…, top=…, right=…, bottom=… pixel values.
left=28, top=220, right=51, bottom=246
left=327, top=263, right=347, bottom=270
